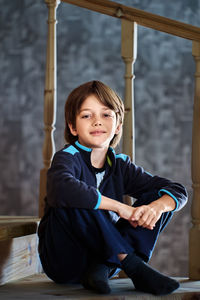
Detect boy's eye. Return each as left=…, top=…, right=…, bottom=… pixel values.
left=103, top=113, right=113, bottom=118
left=81, top=114, right=90, bottom=119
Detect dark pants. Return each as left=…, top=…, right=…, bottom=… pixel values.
left=38, top=192, right=173, bottom=284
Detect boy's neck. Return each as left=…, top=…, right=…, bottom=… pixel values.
left=91, top=147, right=108, bottom=168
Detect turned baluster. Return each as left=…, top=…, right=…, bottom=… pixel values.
left=121, top=19, right=137, bottom=205
left=189, top=41, right=200, bottom=279
left=39, top=0, right=60, bottom=217
left=121, top=19, right=137, bottom=162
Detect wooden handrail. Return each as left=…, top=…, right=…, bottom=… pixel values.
left=61, top=0, right=200, bottom=42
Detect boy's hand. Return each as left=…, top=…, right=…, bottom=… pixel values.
left=129, top=194, right=176, bottom=230
left=129, top=204, right=163, bottom=230
left=116, top=202, right=163, bottom=230
left=117, top=203, right=137, bottom=221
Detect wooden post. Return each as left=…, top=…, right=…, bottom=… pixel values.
left=121, top=20, right=137, bottom=206
left=189, top=41, right=200, bottom=280
left=39, top=0, right=60, bottom=217
left=121, top=20, right=137, bottom=162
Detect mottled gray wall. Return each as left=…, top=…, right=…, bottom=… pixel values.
left=0, top=0, right=199, bottom=276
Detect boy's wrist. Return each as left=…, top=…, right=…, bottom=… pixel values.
left=149, top=200, right=165, bottom=214
left=149, top=194, right=176, bottom=212
left=115, top=201, right=123, bottom=215
left=100, top=195, right=122, bottom=213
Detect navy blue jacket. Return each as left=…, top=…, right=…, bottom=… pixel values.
left=45, top=141, right=187, bottom=212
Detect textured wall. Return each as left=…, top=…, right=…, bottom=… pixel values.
left=0, top=0, right=200, bottom=276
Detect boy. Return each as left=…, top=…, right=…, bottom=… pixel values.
left=38, top=80, right=188, bottom=295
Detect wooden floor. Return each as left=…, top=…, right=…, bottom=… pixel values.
left=0, top=274, right=200, bottom=300
left=0, top=217, right=200, bottom=299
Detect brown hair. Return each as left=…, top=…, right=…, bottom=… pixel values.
left=64, top=80, right=124, bottom=148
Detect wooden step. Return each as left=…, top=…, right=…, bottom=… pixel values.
left=0, top=216, right=41, bottom=285
left=0, top=274, right=200, bottom=300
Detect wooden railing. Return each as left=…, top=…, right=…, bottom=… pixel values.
left=40, top=0, right=200, bottom=280
left=62, top=0, right=200, bottom=41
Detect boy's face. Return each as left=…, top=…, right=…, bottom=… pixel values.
left=68, top=95, right=121, bottom=149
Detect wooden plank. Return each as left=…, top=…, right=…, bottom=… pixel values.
left=0, top=234, right=40, bottom=285
left=0, top=217, right=40, bottom=241
left=1, top=274, right=200, bottom=299
left=0, top=216, right=39, bottom=221
left=61, top=0, right=200, bottom=41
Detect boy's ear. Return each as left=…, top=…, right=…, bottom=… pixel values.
left=115, top=123, right=122, bottom=135
left=68, top=123, right=77, bottom=136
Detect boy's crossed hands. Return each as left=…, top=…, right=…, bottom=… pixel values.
left=100, top=194, right=176, bottom=230
left=118, top=203, right=163, bottom=230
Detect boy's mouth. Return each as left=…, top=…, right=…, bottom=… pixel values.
left=90, top=130, right=106, bottom=136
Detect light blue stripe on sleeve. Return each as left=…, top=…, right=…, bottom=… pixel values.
left=145, top=171, right=153, bottom=177
left=94, top=190, right=102, bottom=210
left=158, top=189, right=178, bottom=211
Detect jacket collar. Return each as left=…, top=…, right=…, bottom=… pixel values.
left=75, top=141, right=92, bottom=153
left=73, top=140, right=116, bottom=171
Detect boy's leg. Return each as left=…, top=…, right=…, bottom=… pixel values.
left=66, top=202, right=177, bottom=296
left=38, top=207, right=133, bottom=287
left=120, top=253, right=179, bottom=295
left=81, top=260, right=112, bottom=294
left=38, top=209, right=89, bottom=284
left=116, top=190, right=173, bottom=262
left=38, top=191, right=178, bottom=295
left=116, top=191, right=179, bottom=295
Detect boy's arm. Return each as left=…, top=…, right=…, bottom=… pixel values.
left=47, top=151, right=102, bottom=210
left=99, top=194, right=175, bottom=230
left=99, top=195, right=135, bottom=220
left=122, top=156, right=188, bottom=212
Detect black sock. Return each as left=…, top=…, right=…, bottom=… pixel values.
left=81, top=263, right=111, bottom=294
left=121, top=253, right=180, bottom=295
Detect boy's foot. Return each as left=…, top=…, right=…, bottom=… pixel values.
left=121, top=253, right=180, bottom=295
left=81, top=263, right=111, bottom=294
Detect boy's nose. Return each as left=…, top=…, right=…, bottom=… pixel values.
left=93, top=119, right=102, bottom=126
